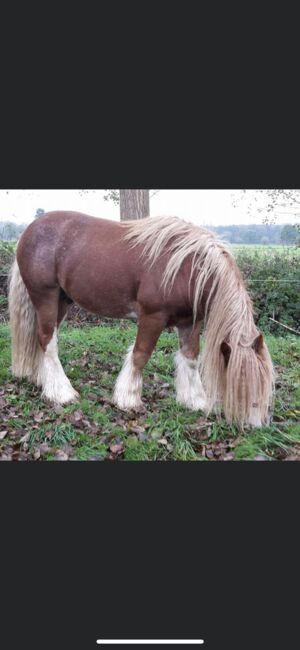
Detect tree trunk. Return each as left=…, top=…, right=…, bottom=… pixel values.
left=119, top=190, right=150, bottom=221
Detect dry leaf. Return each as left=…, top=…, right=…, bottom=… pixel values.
left=33, top=411, right=44, bottom=422
left=109, top=443, right=124, bottom=454
left=20, top=432, right=30, bottom=444
left=54, top=450, right=69, bottom=461
left=73, top=410, right=84, bottom=421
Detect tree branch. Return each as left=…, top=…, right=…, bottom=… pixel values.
left=269, top=317, right=300, bottom=336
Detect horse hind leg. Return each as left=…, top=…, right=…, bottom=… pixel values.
left=175, top=323, right=207, bottom=410
left=113, top=311, right=167, bottom=410
left=57, top=289, right=73, bottom=328
left=33, top=289, right=79, bottom=405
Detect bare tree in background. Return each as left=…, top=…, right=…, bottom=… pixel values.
left=104, top=190, right=159, bottom=220
left=232, top=190, right=300, bottom=225
left=119, top=190, right=150, bottom=220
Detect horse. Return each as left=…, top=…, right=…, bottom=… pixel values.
left=8, top=211, right=275, bottom=429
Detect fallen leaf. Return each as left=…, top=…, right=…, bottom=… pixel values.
left=53, top=405, right=64, bottom=415
left=223, top=452, right=235, bottom=461
left=61, top=444, right=74, bottom=457
left=138, top=431, right=148, bottom=442
left=109, top=442, right=124, bottom=454
left=20, top=432, right=30, bottom=444
left=0, top=431, right=8, bottom=440
left=39, top=442, right=50, bottom=455
left=33, top=411, right=44, bottom=422
left=98, top=396, right=114, bottom=406
left=73, top=410, right=84, bottom=421
left=130, top=424, right=146, bottom=435
left=158, top=388, right=169, bottom=398
left=86, top=392, right=98, bottom=401
left=54, top=450, right=69, bottom=461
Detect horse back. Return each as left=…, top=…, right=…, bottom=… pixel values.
left=16, top=211, right=197, bottom=323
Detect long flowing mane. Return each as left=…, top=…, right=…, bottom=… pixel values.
left=123, top=216, right=274, bottom=426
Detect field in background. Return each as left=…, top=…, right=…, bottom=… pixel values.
left=231, top=243, right=300, bottom=255
left=0, top=323, right=299, bottom=461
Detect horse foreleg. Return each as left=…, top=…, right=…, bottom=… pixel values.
left=113, top=311, right=166, bottom=411
left=33, top=292, right=79, bottom=405
left=175, top=322, right=207, bottom=410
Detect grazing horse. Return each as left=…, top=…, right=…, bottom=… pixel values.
left=8, top=211, right=274, bottom=428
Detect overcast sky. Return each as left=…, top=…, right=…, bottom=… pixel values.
left=0, top=190, right=297, bottom=227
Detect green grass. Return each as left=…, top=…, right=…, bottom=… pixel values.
left=0, top=322, right=299, bottom=461
left=231, top=243, right=300, bottom=255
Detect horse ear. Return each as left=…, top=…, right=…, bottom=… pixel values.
left=252, top=332, right=264, bottom=353
left=220, top=340, right=231, bottom=366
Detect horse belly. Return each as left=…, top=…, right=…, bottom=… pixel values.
left=60, top=261, right=139, bottom=319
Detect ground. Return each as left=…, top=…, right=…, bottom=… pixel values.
left=0, top=322, right=299, bottom=460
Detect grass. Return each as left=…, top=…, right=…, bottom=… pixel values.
left=231, top=243, right=300, bottom=255
left=0, top=322, right=299, bottom=461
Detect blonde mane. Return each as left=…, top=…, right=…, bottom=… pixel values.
left=123, top=216, right=275, bottom=427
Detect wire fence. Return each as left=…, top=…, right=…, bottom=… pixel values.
left=245, top=280, right=300, bottom=284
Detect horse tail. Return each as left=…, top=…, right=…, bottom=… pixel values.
left=8, top=258, right=40, bottom=378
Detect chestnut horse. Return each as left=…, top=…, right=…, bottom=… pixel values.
left=8, top=211, right=274, bottom=428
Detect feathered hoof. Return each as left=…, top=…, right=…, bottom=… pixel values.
left=42, top=387, right=80, bottom=406
left=177, top=396, right=207, bottom=411
left=131, top=402, right=147, bottom=415
left=113, top=396, right=146, bottom=414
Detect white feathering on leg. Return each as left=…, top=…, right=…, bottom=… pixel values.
left=113, top=344, right=143, bottom=410
left=36, top=328, right=79, bottom=404
left=175, top=350, right=207, bottom=410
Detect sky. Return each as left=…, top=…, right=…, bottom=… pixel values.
left=0, top=189, right=298, bottom=227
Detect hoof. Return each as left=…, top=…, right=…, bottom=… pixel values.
left=131, top=402, right=147, bottom=415
left=112, top=394, right=146, bottom=413
left=176, top=396, right=207, bottom=411
left=114, top=401, right=146, bottom=414
left=43, top=388, right=80, bottom=406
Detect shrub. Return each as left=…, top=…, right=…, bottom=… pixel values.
left=0, top=240, right=16, bottom=272
left=235, top=249, right=300, bottom=333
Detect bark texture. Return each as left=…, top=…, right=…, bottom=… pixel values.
left=119, top=190, right=150, bottom=220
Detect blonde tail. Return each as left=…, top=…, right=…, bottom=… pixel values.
left=8, top=259, right=40, bottom=378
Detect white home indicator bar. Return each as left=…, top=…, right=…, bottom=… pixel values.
left=96, top=641, right=204, bottom=646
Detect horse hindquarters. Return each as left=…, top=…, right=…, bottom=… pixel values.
left=9, top=259, right=78, bottom=405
